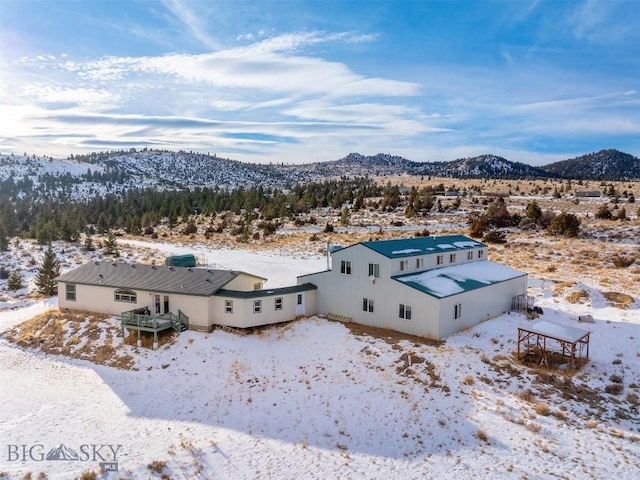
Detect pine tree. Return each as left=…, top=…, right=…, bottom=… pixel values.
left=35, top=245, right=61, bottom=296
left=83, top=236, right=95, bottom=252
left=102, top=230, right=119, bottom=257
left=0, top=224, right=8, bottom=251
left=7, top=269, right=23, bottom=291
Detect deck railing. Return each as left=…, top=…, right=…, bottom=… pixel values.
left=121, top=309, right=189, bottom=332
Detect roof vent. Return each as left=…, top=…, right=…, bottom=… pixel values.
left=94, top=261, right=100, bottom=265
left=151, top=265, right=157, bottom=270
left=112, top=263, right=117, bottom=266
left=131, top=264, right=136, bottom=268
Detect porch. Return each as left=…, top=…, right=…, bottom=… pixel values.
left=121, top=307, right=189, bottom=349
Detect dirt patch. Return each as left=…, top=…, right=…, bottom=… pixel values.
left=329, top=317, right=445, bottom=348
left=602, top=291, right=635, bottom=309
left=3, top=309, right=136, bottom=370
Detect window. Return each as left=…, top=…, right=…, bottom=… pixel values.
left=450, top=253, right=457, bottom=263
left=454, top=303, right=462, bottom=320
left=467, top=251, right=473, bottom=260
left=340, top=260, right=352, bottom=274
left=253, top=282, right=262, bottom=291
left=225, top=300, right=233, bottom=314
left=368, top=263, right=380, bottom=278
left=416, top=258, right=424, bottom=269
left=164, top=295, right=170, bottom=313
left=253, top=300, right=262, bottom=314
left=362, top=297, right=374, bottom=313
left=65, top=284, right=76, bottom=301
left=399, top=260, right=409, bottom=271
left=437, top=255, right=444, bottom=265
left=275, top=297, right=283, bottom=310
left=478, top=250, right=484, bottom=259
left=155, top=294, right=161, bottom=313
left=115, top=289, right=137, bottom=303
left=297, top=294, right=303, bottom=305
left=399, top=303, right=412, bottom=320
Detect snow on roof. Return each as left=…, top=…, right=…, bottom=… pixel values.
left=453, top=241, right=481, bottom=248
left=391, top=249, right=422, bottom=255
left=437, top=244, right=455, bottom=249
left=525, top=321, right=590, bottom=343
left=395, top=260, right=526, bottom=298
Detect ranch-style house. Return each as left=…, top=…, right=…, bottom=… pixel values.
left=55, top=235, right=527, bottom=341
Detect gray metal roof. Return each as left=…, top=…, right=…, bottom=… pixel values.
left=216, top=282, right=317, bottom=299
left=55, top=262, right=243, bottom=297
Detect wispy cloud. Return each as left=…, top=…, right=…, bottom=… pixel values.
left=159, top=0, right=220, bottom=50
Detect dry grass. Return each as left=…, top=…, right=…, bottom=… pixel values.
left=602, top=291, right=635, bottom=309
left=3, top=309, right=135, bottom=370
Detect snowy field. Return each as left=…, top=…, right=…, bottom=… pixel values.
left=1, top=239, right=639, bottom=479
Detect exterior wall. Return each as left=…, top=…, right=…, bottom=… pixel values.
left=57, top=282, right=211, bottom=330
left=436, top=275, right=528, bottom=338
left=225, top=273, right=266, bottom=291
left=303, top=246, right=444, bottom=338
left=301, top=243, right=524, bottom=340
left=212, top=290, right=315, bottom=328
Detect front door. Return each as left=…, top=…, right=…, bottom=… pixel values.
left=296, top=293, right=304, bottom=315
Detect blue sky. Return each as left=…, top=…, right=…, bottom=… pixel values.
left=1, top=0, right=638, bottom=165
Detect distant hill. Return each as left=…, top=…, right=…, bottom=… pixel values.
left=415, top=154, right=552, bottom=179
left=1, top=148, right=638, bottom=202
left=540, top=149, right=640, bottom=181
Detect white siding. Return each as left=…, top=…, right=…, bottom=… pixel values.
left=57, top=282, right=211, bottom=329
left=225, top=273, right=266, bottom=291
left=301, top=243, right=526, bottom=340
left=212, top=291, right=316, bottom=328
left=436, top=275, right=527, bottom=338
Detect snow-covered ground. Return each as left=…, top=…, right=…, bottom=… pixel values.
left=1, top=240, right=639, bottom=479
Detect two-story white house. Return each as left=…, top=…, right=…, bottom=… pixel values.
left=298, top=235, right=527, bottom=340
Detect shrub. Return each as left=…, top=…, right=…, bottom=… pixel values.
left=476, top=429, right=489, bottom=443
left=323, top=223, right=334, bottom=233
left=533, top=402, right=551, bottom=416
left=148, top=460, right=167, bottom=474
left=547, top=212, right=580, bottom=237
left=483, top=230, right=506, bottom=244
left=605, top=383, right=624, bottom=395
left=76, top=471, right=97, bottom=480
left=612, top=255, right=635, bottom=268
left=595, top=205, right=612, bottom=220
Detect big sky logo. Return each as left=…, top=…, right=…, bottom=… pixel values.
left=7, top=443, right=123, bottom=472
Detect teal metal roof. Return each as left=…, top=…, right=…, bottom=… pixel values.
left=393, top=260, right=526, bottom=298
left=360, top=235, right=485, bottom=259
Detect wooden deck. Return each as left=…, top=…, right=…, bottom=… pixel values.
left=121, top=309, right=189, bottom=349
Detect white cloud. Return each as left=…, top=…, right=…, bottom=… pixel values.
left=159, top=0, right=220, bottom=50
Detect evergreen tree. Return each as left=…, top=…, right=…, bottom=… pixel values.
left=7, top=269, right=23, bottom=291
left=0, top=224, right=8, bottom=251
left=35, top=245, right=60, bottom=296
left=83, top=236, right=95, bottom=252
left=525, top=200, right=542, bottom=222
left=102, top=230, right=119, bottom=257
